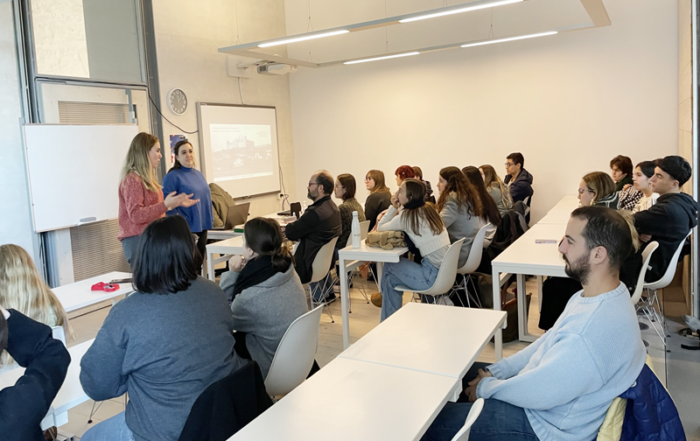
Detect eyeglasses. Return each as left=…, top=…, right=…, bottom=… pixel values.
left=308, top=182, right=319, bottom=187
left=505, top=162, right=515, bottom=167
left=577, top=188, right=594, bottom=195
left=364, top=177, right=373, bottom=182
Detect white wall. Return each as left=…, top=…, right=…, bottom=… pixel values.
left=0, top=1, right=40, bottom=259
left=288, top=1, right=679, bottom=222
left=152, top=0, right=298, bottom=216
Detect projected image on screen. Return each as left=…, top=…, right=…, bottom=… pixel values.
left=210, top=124, right=274, bottom=182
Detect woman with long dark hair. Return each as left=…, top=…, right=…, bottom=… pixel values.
left=80, top=216, right=241, bottom=441
left=436, top=167, right=486, bottom=269
left=377, top=179, right=450, bottom=320
left=220, top=217, right=308, bottom=378
left=162, top=139, right=213, bottom=264
left=462, top=166, right=499, bottom=247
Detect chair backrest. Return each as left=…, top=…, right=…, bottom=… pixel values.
left=51, top=326, right=67, bottom=345
left=450, top=398, right=484, bottom=441
left=344, top=220, right=370, bottom=248
left=264, top=305, right=323, bottom=397
left=644, top=231, right=691, bottom=290
left=630, top=241, right=658, bottom=305
left=421, top=238, right=464, bottom=295
left=457, top=223, right=491, bottom=274
left=308, top=237, right=339, bottom=284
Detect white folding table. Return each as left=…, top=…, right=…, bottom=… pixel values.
left=0, top=339, right=93, bottom=429
left=339, top=303, right=506, bottom=378
left=54, top=272, right=133, bottom=313
left=537, top=195, right=580, bottom=224
left=229, top=357, right=458, bottom=441
left=337, top=242, right=408, bottom=349
left=206, top=235, right=245, bottom=281
left=491, top=222, right=568, bottom=359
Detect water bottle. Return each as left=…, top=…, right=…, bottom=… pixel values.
left=351, top=211, right=361, bottom=249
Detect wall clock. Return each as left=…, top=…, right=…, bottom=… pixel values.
left=167, top=88, right=188, bottom=115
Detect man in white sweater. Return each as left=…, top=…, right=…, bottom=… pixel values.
left=423, top=206, right=646, bottom=441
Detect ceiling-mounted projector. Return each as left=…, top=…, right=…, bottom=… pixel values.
left=257, top=63, right=297, bottom=75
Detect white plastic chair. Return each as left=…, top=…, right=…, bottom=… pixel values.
left=450, top=224, right=491, bottom=308
left=396, top=239, right=465, bottom=303
left=51, top=326, right=67, bottom=345
left=308, top=237, right=339, bottom=322
left=264, top=305, right=323, bottom=398
left=629, top=241, right=658, bottom=305
left=450, top=398, right=485, bottom=441
left=641, top=231, right=691, bottom=345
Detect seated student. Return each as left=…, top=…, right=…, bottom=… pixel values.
left=504, top=152, right=534, bottom=203
left=634, top=155, right=698, bottom=282
left=285, top=171, right=341, bottom=296
left=376, top=179, right=450, bottom=320
left=480, top=164, right=513, bottom=215
left=627, top=160, right=659, bottom=213
left=335, top=174, right=367, bottom=248
left=436, top=167, right=486, bottom=268
left=412, top=166, right=436, bottom=203
left=423, top=206, right=646, bottom=441
left=610, top=154, right=635, bottom=192
left=578, top=172, right=620, bottom=208
left=80, top=216, right=243, bottom=441
left=364, top=169, right=392, bottom=231
left=462, top=166, right=500, bottom=247
left=0, top=244, right=71, bottom=369
left=0, top=307, right=70, bottom=441
left=220, top=218, right=308, bottom=379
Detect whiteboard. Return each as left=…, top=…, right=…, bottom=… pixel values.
left=24, top=124, right=139, bottom=232
left=197, top=103, right=281, bottom=199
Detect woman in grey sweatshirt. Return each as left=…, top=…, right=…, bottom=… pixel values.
left=436, top=167, right=488, bottom=268
left=220, top=217, right=308, bottom=379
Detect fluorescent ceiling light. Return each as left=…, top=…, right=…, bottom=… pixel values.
left=258, top=30, right=349, bottom=48
left=399, top=0, right=522, bottom=24
left=344, top=52, right=420, bottom=65
left=461, top=31, right=558, bottom=48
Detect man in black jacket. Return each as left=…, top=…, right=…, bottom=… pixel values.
left=285, top=170, right=341, bottom=289
left=504, top=152, right=534, bottom=204
left=634, top=155, right=698, bottom=282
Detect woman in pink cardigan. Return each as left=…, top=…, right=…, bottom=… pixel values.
left=118, top=133, right=197, bottom=267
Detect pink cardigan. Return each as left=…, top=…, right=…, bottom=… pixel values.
left=118, top=173, right=167, bottom=240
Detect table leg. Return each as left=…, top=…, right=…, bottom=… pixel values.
left=492, top=267, right=503, bottom=361
left=537, top=276, right=544, bottom=312
left=340, top=257, right=351, bottom=349
left=207, top=250, right=216, bottom=282
left=376, top=262, right=384, bottom=292
left=516, top=274, right=536, bottom=342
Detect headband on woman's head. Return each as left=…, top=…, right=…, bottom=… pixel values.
left=403, top=198, right=426, bottom=210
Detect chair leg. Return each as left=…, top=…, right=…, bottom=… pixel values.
left=466, top=275, right=483, bottom=308
left=87, top=400, right=103, bottom=423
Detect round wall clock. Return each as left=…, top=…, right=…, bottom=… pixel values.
left=167, top=88, right=188, bottom=115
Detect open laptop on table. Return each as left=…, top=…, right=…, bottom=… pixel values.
left=224, top=202, right=250, bottom=230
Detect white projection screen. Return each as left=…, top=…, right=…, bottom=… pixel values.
left=197, top=103, right=281, bottom=199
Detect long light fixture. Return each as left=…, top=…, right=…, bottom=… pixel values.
left=461, top=31, right=557, bottom=48
left=400, top=0, right=522, bottom=24
left=258, top=30, right=349, bottom=48
left=344, top=52, right=420, bottom=65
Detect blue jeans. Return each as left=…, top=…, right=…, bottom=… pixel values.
left=422, top=362, right=539, bottom=441
left=380, top=257, right=439, bottom=321
left=81, top=411, right=135, bottom=441
left=121, top=235, right=140, bottom=270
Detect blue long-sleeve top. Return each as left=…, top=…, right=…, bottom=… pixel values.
left=477, top=282, right=646, bottom=441
left=162, top=166, right=213, bottom=233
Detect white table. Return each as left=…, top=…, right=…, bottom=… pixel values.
left=537, top=195, right=579, bottom=224
left=0, top=339, right=93, bottom=429
left=339, top=303, right=506, bottom=378
left=206, top=235, right=245, bottom=281
left=229, top=357, right=458, bottom=441
left=54, top=272, right=133, bottom=313
left=207, top=229, right=242, bottom=240
left=491, top=222, right=568, bottom=359
left=338, top=241, right=409, bottom=349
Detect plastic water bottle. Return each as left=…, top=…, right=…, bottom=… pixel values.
left=351, top=211, right=361, bottom=249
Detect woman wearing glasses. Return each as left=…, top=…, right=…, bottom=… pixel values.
left=578, top=172, right=619, bottom=208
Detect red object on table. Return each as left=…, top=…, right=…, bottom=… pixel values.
left=91, top=282, right=120, bottom=292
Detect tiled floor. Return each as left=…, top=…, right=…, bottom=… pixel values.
left=58, top=277, right=699, bottom=440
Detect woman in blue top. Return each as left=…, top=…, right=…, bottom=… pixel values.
left=162, top=140, right=213, bottom=264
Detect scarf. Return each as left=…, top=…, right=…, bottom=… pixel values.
left=402, top=198, right=426, bottom=210
left=232, top=254, right=288, bottom=298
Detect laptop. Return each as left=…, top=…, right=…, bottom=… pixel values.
left=224, top=202, right=250, bottom=229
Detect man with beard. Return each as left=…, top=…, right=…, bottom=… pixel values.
left=285, top=170, right=341, bottom=294
left=422, top=206, right=646, bottom=441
